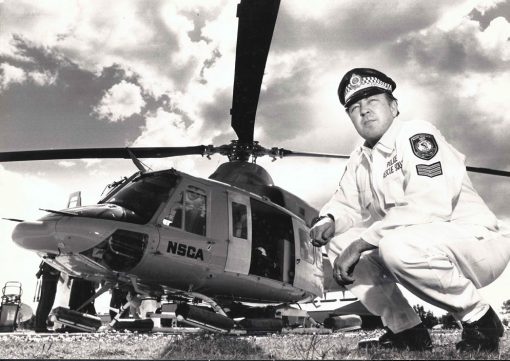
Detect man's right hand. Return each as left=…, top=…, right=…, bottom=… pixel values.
left=309, top=217, right=335, bottom=247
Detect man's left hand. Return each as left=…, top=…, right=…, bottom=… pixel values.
left=333, top=238, right=375, bottom=286
left=333, top=244, right=361, bottom=286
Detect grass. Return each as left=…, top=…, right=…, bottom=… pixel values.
left=0, top=329, right=509, bottom=359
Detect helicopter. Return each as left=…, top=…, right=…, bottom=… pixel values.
left=0, top=0, right=353, bottom=333
left=2, top=0, right=510, bottom=334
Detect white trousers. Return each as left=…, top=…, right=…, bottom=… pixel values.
left=326, top=222, right=510, bottom=333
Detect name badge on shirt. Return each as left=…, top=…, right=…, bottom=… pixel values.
left=383, top=154, right=403, bottom=178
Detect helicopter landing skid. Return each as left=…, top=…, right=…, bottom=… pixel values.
left=50, top=304, right=333, bottom=335
left=50, top=307, right=102, bottom=332
left=52, top=285, right=330, bottom=335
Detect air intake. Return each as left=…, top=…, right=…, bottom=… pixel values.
left=104, top=229, right=148, bottom=272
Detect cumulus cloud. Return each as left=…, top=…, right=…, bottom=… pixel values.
left=1, top=0, right=508, bottom=171
left=391, top=16, right=510, bottom=74
left=457, top=71, right=510, bottom=126
left=92, top=80, right=146, bottom=122
left=0, top=62, right=26, bottom=89
left=0, top=1, right=231, bottom=95
left=129, top=106, right=226, bottom=175
left=0, top=0, right=239, bottom=146
left=255, top=49, right=317, bottom=143
left=0, top=1, right=239, bottom=153
left=0, top=61, right=56, bottom=91
left=271, top=0, right=468, bottom=54
left=29, top=70, right=56, bottom=86
left=479, top=17, right=510, bottom=61
left=133, top=107, right=208, bottom=149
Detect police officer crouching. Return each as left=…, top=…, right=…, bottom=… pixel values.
left=310, top=67, right=510, bottom=352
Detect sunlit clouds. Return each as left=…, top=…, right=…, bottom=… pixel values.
left=93, top=81, right=146, bottom=122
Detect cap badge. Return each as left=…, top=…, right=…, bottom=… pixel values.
left=349, top=74, right=362, bottom=88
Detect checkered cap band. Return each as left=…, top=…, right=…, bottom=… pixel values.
left=344, top=74, right=393, bottom=104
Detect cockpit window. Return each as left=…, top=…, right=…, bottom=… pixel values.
left=184, top=190, right=207, bottom=236
left=164, top=193, right=184, bottom=229
left=100, top=171, right=178, bottom=224
left=162, top=187, right=207, bottom=236
left=232, top=202, right=247, bottom=239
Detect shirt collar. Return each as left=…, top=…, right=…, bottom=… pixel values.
left=359, top=118, right=402, bottom=155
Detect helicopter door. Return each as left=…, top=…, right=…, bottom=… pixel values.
left=225, top=192, right=252, bottom=274
left=293, top=221, right=323, bottom=296
left=249, top=198, right=294, bottom=283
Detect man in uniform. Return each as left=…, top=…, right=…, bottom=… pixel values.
left=310, top=68, right=510, bottom=352
left=34, top=261, right=60, bottom=332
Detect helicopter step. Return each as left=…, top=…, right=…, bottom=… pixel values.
left=175, top=304, right=235, bottom=333
left=238, top=318, right=283, bottom=333
left=112, top=318, right=154, bottom=332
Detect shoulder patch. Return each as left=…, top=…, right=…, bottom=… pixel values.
left=416, top=162, right=443, bottom=178
left=409, top=133, right=438, bottom=160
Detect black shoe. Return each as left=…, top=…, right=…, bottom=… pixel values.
left=456, top=307, right=504, bottom=353
left=359, top=323, right=432, bottom=351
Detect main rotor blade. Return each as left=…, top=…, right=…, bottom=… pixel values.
left=270, top=148, right=350, bottom=159
left=2, top=218, right=24, bottom=223
left=466, top=166, right=510, bottom=177
left=272, top=148, right=510, bottom=177
left=0, top=146, right=207, bottom=162
left=231, top=0, right=280, bottom=144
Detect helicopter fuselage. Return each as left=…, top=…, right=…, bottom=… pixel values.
left=12, top=166, right=324, bottom=304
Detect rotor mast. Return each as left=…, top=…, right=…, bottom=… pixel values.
left=230, top=0, right=280, bottom=161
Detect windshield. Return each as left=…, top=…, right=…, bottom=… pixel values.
left=100, top=171, right=179, bottom=224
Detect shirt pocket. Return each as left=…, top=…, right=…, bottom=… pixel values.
left=382, top=172, right=405, bottom=207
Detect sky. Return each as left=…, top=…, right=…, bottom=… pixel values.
left=0, top=0, right=509, bottom=319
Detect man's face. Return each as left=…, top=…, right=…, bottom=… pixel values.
left=346, top=93, right=398, bottom=147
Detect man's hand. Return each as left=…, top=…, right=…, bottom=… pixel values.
left=333, top=239, right=376, bottom=286
left=309, top=217, right=335, bottom=247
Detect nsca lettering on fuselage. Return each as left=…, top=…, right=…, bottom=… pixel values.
left=166, top=241, right=204, bottom=261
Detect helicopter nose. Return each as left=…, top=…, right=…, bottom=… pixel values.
left=12, top=219, right=60, bottom=254
left=12, top=217, right=115, bottom=255
left=54, top=217, right=114, bottom=253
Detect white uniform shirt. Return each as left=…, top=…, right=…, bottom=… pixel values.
left=320, top=118, right=499, bottom=247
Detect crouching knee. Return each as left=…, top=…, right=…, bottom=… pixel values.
left=378, top=236, right=415, bottom=274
